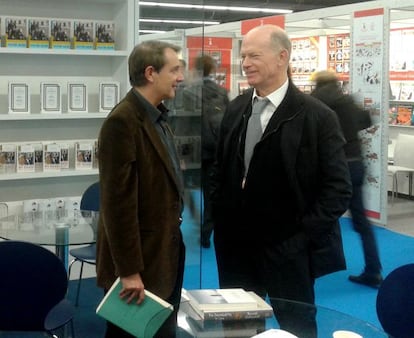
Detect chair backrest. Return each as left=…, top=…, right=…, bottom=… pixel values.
left=393, top=134, right=414, bottom=168
left=0, top=240, right=68, bottom=331
left=376, top=263, right=414, bottom=338
left=80, top=181, right=100, bottom=211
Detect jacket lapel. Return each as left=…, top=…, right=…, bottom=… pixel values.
left=126, top=91, right=182, bottom=194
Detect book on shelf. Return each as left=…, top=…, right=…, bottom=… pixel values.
left=50, top=19, right=72, bottom=49
left=94, top=20, right=115, bottom=50
left=4, top=16, right=27, bottom=48
left=75, top=141, right=93, bottom=170
left=72, top=20, right=94, bottom=50
left=43, top=143, right=61, bottom=172
left=8, top=82, right=30, bottom=114
left=96, top=277, right=173, bottom=338
left=182, top=289, right=273, bottom=321
left=0, top=143, right=17, bottom=174
left=40, top=82, right=62, bottom=114
left=17, top=144, right=35, bottom=173
left=27, top=18, right=50, bottom=48
left=59, top=143, right=70, bottom=170
left=33, top=143, right=43, bottom=172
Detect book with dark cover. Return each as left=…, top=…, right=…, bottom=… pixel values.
left=96, top=277, right=173, bottom=338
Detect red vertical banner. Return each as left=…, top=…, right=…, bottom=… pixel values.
left=186, top=36, right=233, bottom=90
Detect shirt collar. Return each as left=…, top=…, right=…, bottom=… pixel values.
left=252, top=78, right=289, bottom=108
left=132, top=88, right=169, bottom=123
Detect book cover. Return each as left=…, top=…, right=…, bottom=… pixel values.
left=17, top=144, right=35, bottom=173
left=40, top=82, right=62, bottom=113
left=187, top=288, right=258, bottom=312
left=33, top=143, right=43, bottom=172
left=4, top=16, right=27, bottom=48
left=75, top=141, right=93, bottom=170
left=94, top=20, right=115, bottom=50
left=59, top=143, right=70, bottom=170
left=93, top=140, right=99, bottom=169
left=0, top=143, right=17, bottom=174
left=8, top=82, right=30, bottom=114
left=73, top=20, right=94, bottom=50
left=43, top=143, right=61, bottom=172
left=50, top=19, right=71, bottom=49
left=396, top=104, right=413, bottom=126
left=28, top=18, right=50, bottom=48
left=183, top=289, right=272, bottom=321
left=96, top=277, right=173, bottom=338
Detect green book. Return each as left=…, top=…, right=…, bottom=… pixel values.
left=96, top=277, right=173, bottom=338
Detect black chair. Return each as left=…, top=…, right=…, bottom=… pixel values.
left=0, top=240, right=75, bottom=337
left=68, top=181, right=99, bottom=306
left=376, top=263, right=414, bottom=338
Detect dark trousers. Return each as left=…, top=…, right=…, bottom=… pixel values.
left=348, top=160, right=382, bottom=274
left=201, top=159, right=214, bottom=242
left=104, top=240, right=186, bottom=338
left=214, top=233, right=317, bottom=338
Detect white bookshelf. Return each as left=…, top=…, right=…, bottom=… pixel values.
left=0, top=0, right=134, bottom=203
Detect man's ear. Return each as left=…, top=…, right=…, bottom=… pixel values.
left=144, top=65, right=155, bottom=83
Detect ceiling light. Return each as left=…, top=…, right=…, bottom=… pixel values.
left=139, top=29, right=167, bottom=34
left=140, top=1, right=293, bottom=14
left=140, top=18, right=220, bottom=25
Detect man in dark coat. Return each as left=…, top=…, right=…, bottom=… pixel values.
left=211, top=25, right=352, bottom=337
left=311, top=70, right=383, bottom=288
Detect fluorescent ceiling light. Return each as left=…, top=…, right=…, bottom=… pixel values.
left=139, top=29, right=167, bottom=34
left=140, top=18, right=220, bottom=25
left=140, top=1, right=293, bottom=14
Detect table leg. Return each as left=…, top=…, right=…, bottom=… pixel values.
left=55, top=224, right=70, bottom=271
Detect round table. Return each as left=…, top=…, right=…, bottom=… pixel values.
left=0, top=210, right=97, bottom=270
left=177, top=297, right=389, bottom=338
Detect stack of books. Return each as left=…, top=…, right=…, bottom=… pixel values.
left=180, top=288, right=273, bottom=337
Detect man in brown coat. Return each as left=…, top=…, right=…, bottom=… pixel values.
left=96, top=40, right=185, bottom=338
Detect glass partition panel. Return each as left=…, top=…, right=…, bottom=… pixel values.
left=137, top=0, right=291, bottom=291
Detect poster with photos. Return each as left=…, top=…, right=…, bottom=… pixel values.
left=290, top=36, right=319, bottom=77
left=327, top=33, right=350, bottom=80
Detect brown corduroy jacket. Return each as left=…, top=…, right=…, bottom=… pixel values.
left=96, top=89, right=183, bottom=299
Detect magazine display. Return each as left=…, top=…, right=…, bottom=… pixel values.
left=17, top=144, right=35, bottom=173
left=43, top=143, right=61, bottom=172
